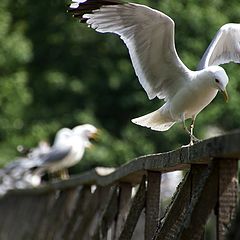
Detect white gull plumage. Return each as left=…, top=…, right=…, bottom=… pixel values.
left=69, top=0, right=240, bottom=143
left=36, top=124, right=98, bottom=178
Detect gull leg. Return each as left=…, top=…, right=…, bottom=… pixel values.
left=181, top=115, right=200, bottom=146
left=189, top=115, right=200, bottom=145
left=60, top=169, right=69, bottom=180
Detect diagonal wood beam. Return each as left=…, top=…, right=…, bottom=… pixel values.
left=216, top=158, right=238, bottom=240
left=178, top=163, right=218, bottom=240
left=114, top=183, right=132, bottom=239
left=92, top=186, right=118, bottom=239
left=119, top=175, right=146, bottom=240
left=145, top=171, right=161, bottom=240
left=152, top=169, right=192, bottom=240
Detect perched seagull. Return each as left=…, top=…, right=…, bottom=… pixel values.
left=36, top=124, right=98, bottom=179
left=0, top=156, right=43, bottom=197
left=68, top=0, right=240, bottom=144
left=0, top=141, right=52, bottom=193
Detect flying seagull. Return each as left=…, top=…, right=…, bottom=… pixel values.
left=36, top=124, right=98, bottom=179
left=68, top=0, right=240, bottom=144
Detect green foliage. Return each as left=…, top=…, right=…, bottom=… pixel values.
left=0, top=0, right=239, bottom=171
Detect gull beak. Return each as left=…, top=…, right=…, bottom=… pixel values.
left=89, top=129, right=101, bottom=141
left=86, top=129, right=100, bottom=149
left=220, top=88, right=229, bottom=102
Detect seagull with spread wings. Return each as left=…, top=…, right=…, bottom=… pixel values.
left=68, top=0, right=240, bottom=144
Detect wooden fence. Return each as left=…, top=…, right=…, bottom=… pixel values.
left=0, top=130, right=240, bottom=240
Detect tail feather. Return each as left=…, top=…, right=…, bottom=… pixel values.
left=131, top=109, right=175, bottom=131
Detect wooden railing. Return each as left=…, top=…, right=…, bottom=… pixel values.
left=0, top=130, right=240, bottom=240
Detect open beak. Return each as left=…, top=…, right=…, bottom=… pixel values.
left=90, top=129, right=100, bottom=141
left=220, top=88, right=229, bottom=102
left=86, top=130, right=100, bottom=149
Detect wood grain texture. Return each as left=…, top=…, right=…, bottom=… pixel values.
left=145, top=171, right=161, bottom=240
left=62, top=186, right=91, bottom=239
left=92, top=186, right=118, bottom=239
left=153, top=171, right=191, bottom=240
left=114, top=183, right=132, bottom=239
left=217, top=158, right=238, bottom=240
left=179, top=163, right=219, bottom=240
left=71, top=186, right=103, bottom=240
left=119, top=176, right=146, bottom=240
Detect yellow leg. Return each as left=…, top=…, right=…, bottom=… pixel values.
left=59, top=169, right=69, bottom=180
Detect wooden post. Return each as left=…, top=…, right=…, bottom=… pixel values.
left=37, top=190, right=71, bottom=240
left=114, top=183, right=132, bottom=239
left=92, top=186, right=118, bottom=239
left=119, top=175, right=146, bottom=240
left=179, top=163, right=219, bottom=240
left=152, top=171, right=191, bottom=240
left=71, top=186, right=102, bottom=240
left=216, top=158, right=238, bottom=240
left=145, top=171, right=161, bottom=240
left=191, top=165, right=209, bottom=240
left=226, top=205, right=240, bottom=240
left=62, top=186, right=91, bottom=239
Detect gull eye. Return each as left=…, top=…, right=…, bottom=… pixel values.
left=215, top=79, right=220, bottom=83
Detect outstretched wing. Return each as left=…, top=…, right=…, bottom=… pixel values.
left=198, top=23, right=240, bottom=70
left=68, top=0, right=191, bottom=101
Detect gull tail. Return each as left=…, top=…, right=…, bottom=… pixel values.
left=131, top=109, right=175, bottom=131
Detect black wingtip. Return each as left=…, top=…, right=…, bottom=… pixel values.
left=67, top=0, right=124, bottom=23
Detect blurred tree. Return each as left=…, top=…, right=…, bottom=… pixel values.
left=0, top=0, right=32, bottom=165
left=0, top=0, right=239, bottom=171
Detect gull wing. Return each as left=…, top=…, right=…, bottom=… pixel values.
left=198, top=23, right=240, bottom=70
left=4, top=158, right=41, bottom=172
left=69, top=0, right=191, bottom=101
left=39, top=145, right=72, bottom=165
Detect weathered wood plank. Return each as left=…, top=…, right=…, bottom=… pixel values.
left=87, top=186, right=111, bottom=239
left=52, top=188, right=79, bottom=239
left=119, top=175, right=146, bottom=240
left=0, top=194, right=49, bottom=240
left=216, top=158, right=238, bottom=240
left=92, top=186, right=118, bottom=239
left=178, top=163, right=219, bottom=240
left=0, top=195, right=23, bottom=239
left=191, top=165, right=209, bottom=240
left=226, top=204, right=240, bottom=240
left=37, top=189, right=78, bottom=240
left=62, top=186, right=91, bottom=239
left=71, top=186, right=105, bottom=240
left=153, top=171, right=191, bottom=240
left=114, top=183, right=132, bottom=239
left=145, top=171, right=161, bottom=240
left=153, top=164, right=212, bottom=240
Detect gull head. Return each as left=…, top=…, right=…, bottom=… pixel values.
left=207, top=66, right=229, bottom=102
left=72, top=124, right=99, bottom=148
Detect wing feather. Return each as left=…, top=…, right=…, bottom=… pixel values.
left=40, top=146, right=72, bottom=165
left=69, top=1, right=191, bottom=101
left=198, top=23, right=240, bottom=70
